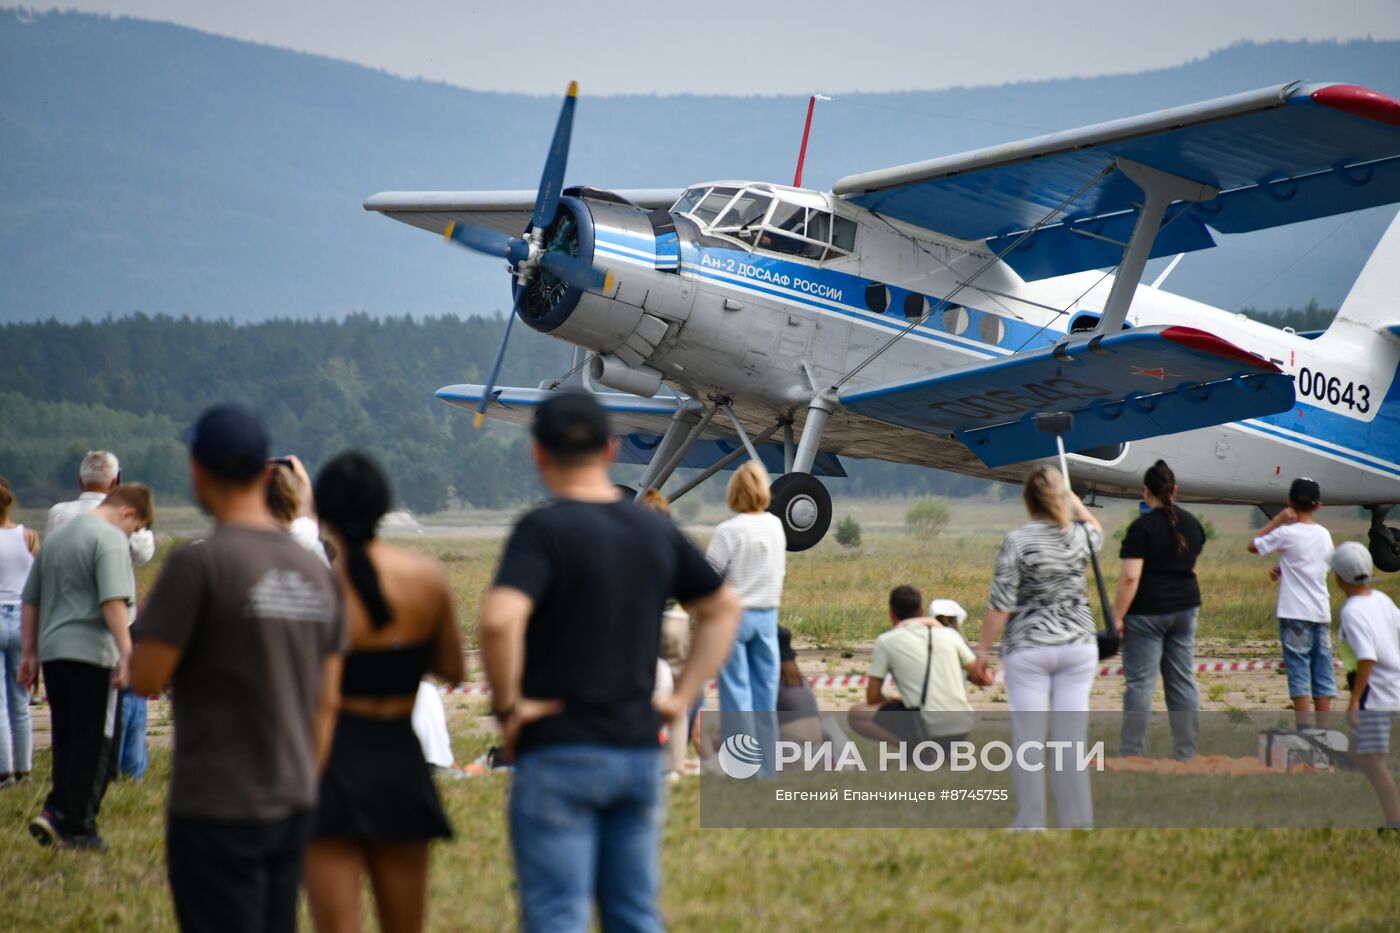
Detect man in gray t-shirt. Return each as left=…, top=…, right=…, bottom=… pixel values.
left=131, top=405, right=345, bottom=933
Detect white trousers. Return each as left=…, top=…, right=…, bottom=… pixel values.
left=1002, top=642, right=1097, bottom=829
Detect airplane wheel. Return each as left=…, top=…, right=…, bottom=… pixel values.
left=1370, top=523, right=1400, bottom=573
left=768, top=473, right=831, bottom=552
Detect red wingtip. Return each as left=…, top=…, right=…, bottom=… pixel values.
left=1160, top=326, right=1280, bottom=372
left=1310, top=84, right=1400, bottom=128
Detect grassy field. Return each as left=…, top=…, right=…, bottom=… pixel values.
left=6, top=498, right=1400, bottom=930
left=3, top=748, right=1400, bottom=931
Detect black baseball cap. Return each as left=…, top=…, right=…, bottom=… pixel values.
left=777, top=626, right=797, bottom=663
left=1289, top=477, right=1321, bottom=507
left=186, top=405, right=269, bottom=481
left=532, top=392, right=610, bottom=457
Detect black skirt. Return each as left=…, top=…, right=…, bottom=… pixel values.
left=312, top=713, right=453, bottom=844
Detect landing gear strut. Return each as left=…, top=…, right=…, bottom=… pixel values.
left=1369, top=505, right=1400, bottom=573
left=767, top=394, right=836, bottom=552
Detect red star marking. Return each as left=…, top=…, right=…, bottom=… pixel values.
left=1131, top=365, right=1173, bottom=380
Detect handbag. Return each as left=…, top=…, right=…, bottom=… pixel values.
left=1079, top=521, right=1120, bottom=660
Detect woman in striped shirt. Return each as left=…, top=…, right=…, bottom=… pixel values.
left=706, top=462, right=786, bottom=741
left=974, top=464, right=1103, bottom=829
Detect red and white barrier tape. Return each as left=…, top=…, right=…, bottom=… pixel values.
left=32, top=658, right=1328, bottom=706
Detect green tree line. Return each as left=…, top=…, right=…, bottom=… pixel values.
left=0, top=307, right=1332, bottom=512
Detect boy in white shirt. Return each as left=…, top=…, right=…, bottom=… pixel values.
left=1248, top=478, right=1336, bottom=729
left=1330, top=541, right=1400, bottom=834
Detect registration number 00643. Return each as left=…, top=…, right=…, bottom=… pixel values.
left=1296, top=367, right=1370, bottom=413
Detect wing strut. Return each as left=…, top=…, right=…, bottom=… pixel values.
left=1091, top=159, right=1217, bottom=335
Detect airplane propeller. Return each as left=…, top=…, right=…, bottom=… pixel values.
left=441, top=81, right=613, bottom=427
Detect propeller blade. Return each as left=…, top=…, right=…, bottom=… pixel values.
left=444, top=221, right=512, bottom=258
left=531, top=81, right=578, bottom=232
left=474, top=295, right=520, bottom=429
left=539, top=251, right=614, bottom=292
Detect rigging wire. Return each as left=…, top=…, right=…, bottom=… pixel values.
left=832, top=164, right=1116, bottom=391
left=1228, top=214, right=1359, bottom=313
left=822, top=95, right=1053, bottom=133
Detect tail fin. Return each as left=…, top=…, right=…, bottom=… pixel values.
left=1330, top=208, right=1400, bottom=337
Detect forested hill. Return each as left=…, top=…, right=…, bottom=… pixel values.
left=2, top=10, right=1398, bottom=321
left=0, top=308, right=1333, bottom=512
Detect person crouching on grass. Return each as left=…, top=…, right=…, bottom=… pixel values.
left=1330, top=541, right=1400, bottom=836
left=1248, top=477, right=1337, bottom=731
left=848, top=586, right=990, bottom=752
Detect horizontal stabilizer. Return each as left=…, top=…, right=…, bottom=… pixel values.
left=435, top=384, right=844, bottom=477
left=839, top=326, right=1296, bottom=468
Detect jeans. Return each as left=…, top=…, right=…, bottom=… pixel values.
left=1120, top=607, right=1201, bottom=760
left=1279, top=618, right=1337, bottom=699
left=510, top=744, right=665, bottom=933
left=0, top=603, right=33, bottom=775
left=1003, top=642, right=1097, bottom=829
left=115, top=690, right=148, bottom=780
left=718, top=607, right=779, bottom=775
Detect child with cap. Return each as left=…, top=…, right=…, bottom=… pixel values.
left=1248, top=478, right=1337, bottom=730
left=1331, top=541, right=1400, bottom=835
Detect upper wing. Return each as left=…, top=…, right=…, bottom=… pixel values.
left=364, top=187, right=684, bottom=237
left=434, top=384, right=845, bottom=476
left=839, top=326, right=1295, bottom=468
left=833, top=82, right=1400, bottom=280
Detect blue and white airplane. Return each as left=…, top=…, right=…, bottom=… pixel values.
left=366, top=80, right=1400, bottom=565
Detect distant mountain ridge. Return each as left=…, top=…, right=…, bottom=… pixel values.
left=2, top=10, right=1398, bottom=321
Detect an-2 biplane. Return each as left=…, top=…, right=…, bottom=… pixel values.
left=367, top=80, right=1400, bottom=566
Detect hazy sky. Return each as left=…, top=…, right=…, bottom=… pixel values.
left=21, top=0, right=1400, bottom=95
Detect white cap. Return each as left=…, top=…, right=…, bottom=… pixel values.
left=1327, top=541, right=1373, bottom=584
left=928, top=598, right=968, bottom=625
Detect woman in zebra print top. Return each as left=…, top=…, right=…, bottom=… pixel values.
left=974, top=464, right=1103, bottom=829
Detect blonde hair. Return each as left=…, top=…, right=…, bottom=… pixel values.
left=640, top=488, right=670, bottom=515
left=1022, top=465, right=1070, bottom=527
left=727, top=461, right=771, bottom=514
left=265, top=465, right=301, bottom=524
left=102, top=483, right=155, bottom=529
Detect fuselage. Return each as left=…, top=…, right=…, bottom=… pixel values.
left=526, top=181, right=1400, bottom=506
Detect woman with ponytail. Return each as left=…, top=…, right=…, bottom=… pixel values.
left=1113, top=459, right=1207, bottom=761
left=974, top=464, right=1102, bottom=829
left=305, top=452, right=464, bottom=933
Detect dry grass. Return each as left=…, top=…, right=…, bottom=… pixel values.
left=6, top=499, right=1399, bottom=930
left=3, top=752, right=1400, bottom=931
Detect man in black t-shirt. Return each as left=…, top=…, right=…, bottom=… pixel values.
left=480, top=393, right=739, bottom=933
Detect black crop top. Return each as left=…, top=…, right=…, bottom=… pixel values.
left=340, top=641, right=433, bottom=699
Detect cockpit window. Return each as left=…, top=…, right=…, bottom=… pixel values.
left=692, top=187, right=738, bottom=223
left=670, top=188, right=707, bottom=216
left=674, top=185, right=857, bottom=262
left=713, top=192, right=773, bottom=231
left=832, top=216, right=857, bottom=252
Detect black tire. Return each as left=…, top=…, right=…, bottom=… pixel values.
left=1369, top=523, right=1400, bottom=573
left=768, top=473, right=832, bottom=552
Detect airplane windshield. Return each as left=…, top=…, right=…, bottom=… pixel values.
left=673, top=185, right=857, bottom=262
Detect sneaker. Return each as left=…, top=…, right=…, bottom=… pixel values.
left=60, top=833, right=108, bottom=852
left=0, top=777, right=16, bottom=790
left=29, top=810, right=60, bottom=847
